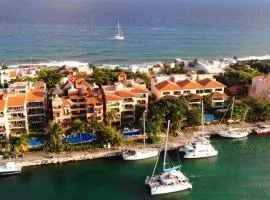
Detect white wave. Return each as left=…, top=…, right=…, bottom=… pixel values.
left=151, top=27, right=176, bottom=31
left=238, top=55, right=270, bottom=61
left=10, top=61, right=89, bottom=68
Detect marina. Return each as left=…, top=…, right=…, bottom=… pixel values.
left=1, top=135, right=270, bottom=199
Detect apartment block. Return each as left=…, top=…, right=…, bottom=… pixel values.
left=0, top=81, right=47, bottom=139
left=249, top=74, right=270, bottom=98
left=52, top=76, right=103, bottom=127
left=102, top=72, right=150, bottom=125
left=151, top=75, right=227, bottom=108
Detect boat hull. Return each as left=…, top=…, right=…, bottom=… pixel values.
left=0, top=170, right=21, bottom=176
left=148, top=182, right=192, bottom=195
left=122, top=150, right=159, bottom=161
left=184, top=151, right=218, bottom=159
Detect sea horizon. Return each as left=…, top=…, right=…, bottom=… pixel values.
left=1, top=0, right=270, bottom=65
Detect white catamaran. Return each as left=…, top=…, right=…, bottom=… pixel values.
left=114, top=21, right=125, bottom=40
left=145, top=121, right=192, bottom=195
left=216, top=97, right=250, bottom=139
left=122, top=113, right=159, bottom=161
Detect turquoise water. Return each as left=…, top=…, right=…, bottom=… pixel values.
left=1, top=0, right=270, bottom=64
left=1, top=135, right=270, bottom=200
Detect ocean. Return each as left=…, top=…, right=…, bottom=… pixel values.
left=1, top=135, right=270, bottom=200
left=1, top=0, right=270, bottom=65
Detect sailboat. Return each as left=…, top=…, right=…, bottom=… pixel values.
left=181, top=100, right=218, bottom=159
left=145, top=121, right=192, bottom=195
left=216, top=97, right=250, bottom=139
left=114, top=21, right=125, bottom=40
left=122, top=113, right=159, bottom=161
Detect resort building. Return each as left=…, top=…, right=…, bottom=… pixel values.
left=0, top=81, right=47, bottom=139
left=249, top=74, right=270, bottom=98
left=51, top=75, right=103, bottom=127
left=102, top=72, right=150, bottom=125
left=0, top=69, right=18, bottom=85
left=151, top=74, right=227, bottom=108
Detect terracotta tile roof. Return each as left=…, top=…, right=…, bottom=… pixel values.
left=78, top=71, right=87, bottom=77
left=7, top=94, right=26, bottom=107
left=106, top=93, right=123, bottom=101
left=227, top=85, right=241, bottom=95
left=0, top=100, right=5, bottom=112
left=190, top=94, right=203, bottom=100
left=68, top=75, right=80, bottom=82
left=8, top=71, right=17, bottom=79
left=115, top=91, right=136, bottom=98
left=155, top=80, right=181, bottom=91
left=86, top=97, right=103, bottom=104
left=68, top=94, right=86, bottom=99
left=177, top=79, right=203, bottom=90
left=198, top=78, right=226, bottom=88
left=119, top=72, right=127, bottom=77
left=63, top=99, right=72, bottom=106
left=212, top=92, right=228, bottom=98
left=131, top=87, right=150, bottom=94
left=27, top=91, right=45, bottom=102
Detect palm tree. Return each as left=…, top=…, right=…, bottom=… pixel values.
left=107, top=109, right=120, bottom=125
left=14, top=134, right=30, bottom=157
left=44, top=121, right=65, bottom=152
left=71, top=119, right=86, bottom=144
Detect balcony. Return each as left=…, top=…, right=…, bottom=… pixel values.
left=123, top=98, right=134, bottom=103
left=27, top=102, right=44, bottom=108
left=7, top=108, right=24, bottom=113
left=124, top=105, right=134, bottom=110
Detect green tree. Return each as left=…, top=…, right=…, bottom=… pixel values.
left=186, top=107, right=202, bottom=127
left=1, top=65, right=8, bottom=70
left=232, top=100, right=249, bottom=121
left=38, top=68, right=63, bottom=89
left=106, top=109, right=120, bottom=125
left=95, top=123, right=123, bottom=146
left=244, top=98, right=270, bottom=122
left=147, top=96, right=189, bottom=133
left=70, top=119, right=86, bottom=134
left=203, top=95, right=213, bottom=111
left=14, top=135, right=30, bottom=157
left=44, top=121, right=66, bottom=152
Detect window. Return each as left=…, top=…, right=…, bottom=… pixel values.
left=204, top=89, right=212, bottom=93
left=163, top=92, right=170, bottom=95
left=196, top=90, right=203, bottom=94
left=173, top=91, right=181, bottom=95
left=183, top=90, right=191, bottom=95
left=215, top=88, right=222, bottom=92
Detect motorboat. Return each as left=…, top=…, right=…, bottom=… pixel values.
left=0, top=161, right=21, bottom=176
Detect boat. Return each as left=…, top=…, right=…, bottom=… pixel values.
left=114, top=21, right=125, bottom=40
left=145, top=121, right=192, bottom=195
left=122, top=113, right=159, bottom=160
left=253, top=124, right=270, bottom=135
left=180, top=100, right=218, bottom=159
left=0, top=161, right=21, bottom=176
left=216, top=97, right=250, bottom=139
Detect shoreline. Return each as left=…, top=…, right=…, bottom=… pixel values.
left=1, top=122, right=258, bottom=168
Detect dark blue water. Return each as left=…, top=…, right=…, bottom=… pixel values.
left=1, top=0, right=270, bottom=64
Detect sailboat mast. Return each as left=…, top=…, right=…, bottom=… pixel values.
left=143, top=112, right=146, bottom=148
left=163, top=120, right=170, bottom=171
left=201, top=100, right=205, bottom=134
left=230, top=96, right=235, bottom=121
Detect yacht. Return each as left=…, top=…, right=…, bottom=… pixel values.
left=216, top=97, right=250, bottom=139
left=122, top=113, right=159, bottom=161
left=180, top=100, right=218, bottom=159
left=114, top=21, right=125, bottom=40
left=253, top=125, right=270, bottom=135
left=0, top=161, right=21, bottom=176
left=217, top=128, right=250, bottom=138
left=145, top=121, right=192, bottom=195
left=183, top=139, right=218, bottom=159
